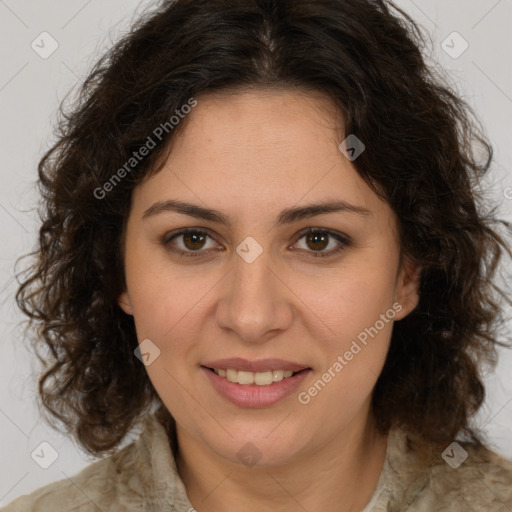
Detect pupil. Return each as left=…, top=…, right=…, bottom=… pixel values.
left=184, top=233, right=205, bottom=250
left=308, top=232, right=328, bottom=251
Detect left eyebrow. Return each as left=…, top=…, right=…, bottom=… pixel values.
left=142, top=198, right=372, bottom=228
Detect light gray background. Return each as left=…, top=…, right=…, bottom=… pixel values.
left=1, top=0, right=511, bottom=506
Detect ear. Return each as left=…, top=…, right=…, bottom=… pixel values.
left=118, top=290, right=134, bottom=316
left=393, top=256, right=421, bottom=321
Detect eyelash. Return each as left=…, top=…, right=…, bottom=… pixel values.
left=161, top=228, right=351, bottom=259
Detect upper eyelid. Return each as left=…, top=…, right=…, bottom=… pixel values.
left=164, top=227, right=221, bottom=245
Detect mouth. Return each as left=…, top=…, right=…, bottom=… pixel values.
left=202, top=366, right=309, bottom=386
left=200, top=365, right=312, bottom=408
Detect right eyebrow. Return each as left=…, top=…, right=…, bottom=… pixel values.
left=142, top=198, right=372, bottom=228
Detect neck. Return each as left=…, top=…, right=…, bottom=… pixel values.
left=174, top=407, right=389, bottom=512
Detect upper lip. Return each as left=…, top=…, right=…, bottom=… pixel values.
left=202, top=358, right=309, bottom=373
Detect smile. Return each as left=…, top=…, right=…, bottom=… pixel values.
left=210, top=368, right=297, bottom=386
left=201, top=366, right=312, bottom=408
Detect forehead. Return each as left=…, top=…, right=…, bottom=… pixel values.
left=131, top=89, right=391, bottom=227
left=181, top=88, right=344, bottom=158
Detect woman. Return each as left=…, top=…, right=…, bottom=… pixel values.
left=5, top=0, right=512, bottom=510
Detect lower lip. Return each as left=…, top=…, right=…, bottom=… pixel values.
left=201, top=366, right=312, bottom=408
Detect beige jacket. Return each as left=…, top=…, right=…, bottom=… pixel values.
left=3, top=410, right=512, bottom=511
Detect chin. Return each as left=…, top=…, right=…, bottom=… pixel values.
left=206, top=427, right=310, bottom=468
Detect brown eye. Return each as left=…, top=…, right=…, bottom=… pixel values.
left=162, top=227, right=351, bottom=260
left=305, top=231, right=329, bottom=251
left=182, top=232, right=207, bottom=250
left=293, top=229, right=351, bottom=258
left=162, top=229, right=219, bottom=258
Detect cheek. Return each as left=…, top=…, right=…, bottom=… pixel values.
left=123, top=239, right=192, bottom=335
left=124, top=261, right=223, bottom=369
left=294, top=262, right=398, bottom=343
left=291, top=264, right=397, bottom=410
left=295, top=273, right=396, bottom=432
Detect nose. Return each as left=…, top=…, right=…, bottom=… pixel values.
left=215, top=245, right=294, bottom=344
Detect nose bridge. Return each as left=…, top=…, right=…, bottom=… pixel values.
left=215, top=237, right=292, bottom=342
left=232, top=241, right=277, bottom=319
left=233, top=243, right=272, bottom=299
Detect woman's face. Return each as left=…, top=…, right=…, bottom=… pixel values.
left=118, top=89, right=420, bottom=466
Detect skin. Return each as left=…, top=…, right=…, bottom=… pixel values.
left=118, top=88, right=421, bottom=512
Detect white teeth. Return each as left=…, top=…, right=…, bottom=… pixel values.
left=226, top=368, right=237, bottom=382
left=255, top=371, right=273, bottom=385
left=213, top=368, right=295, bottom=385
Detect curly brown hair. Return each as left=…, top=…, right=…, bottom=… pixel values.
left=15, top=0, right=512, bottom=457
